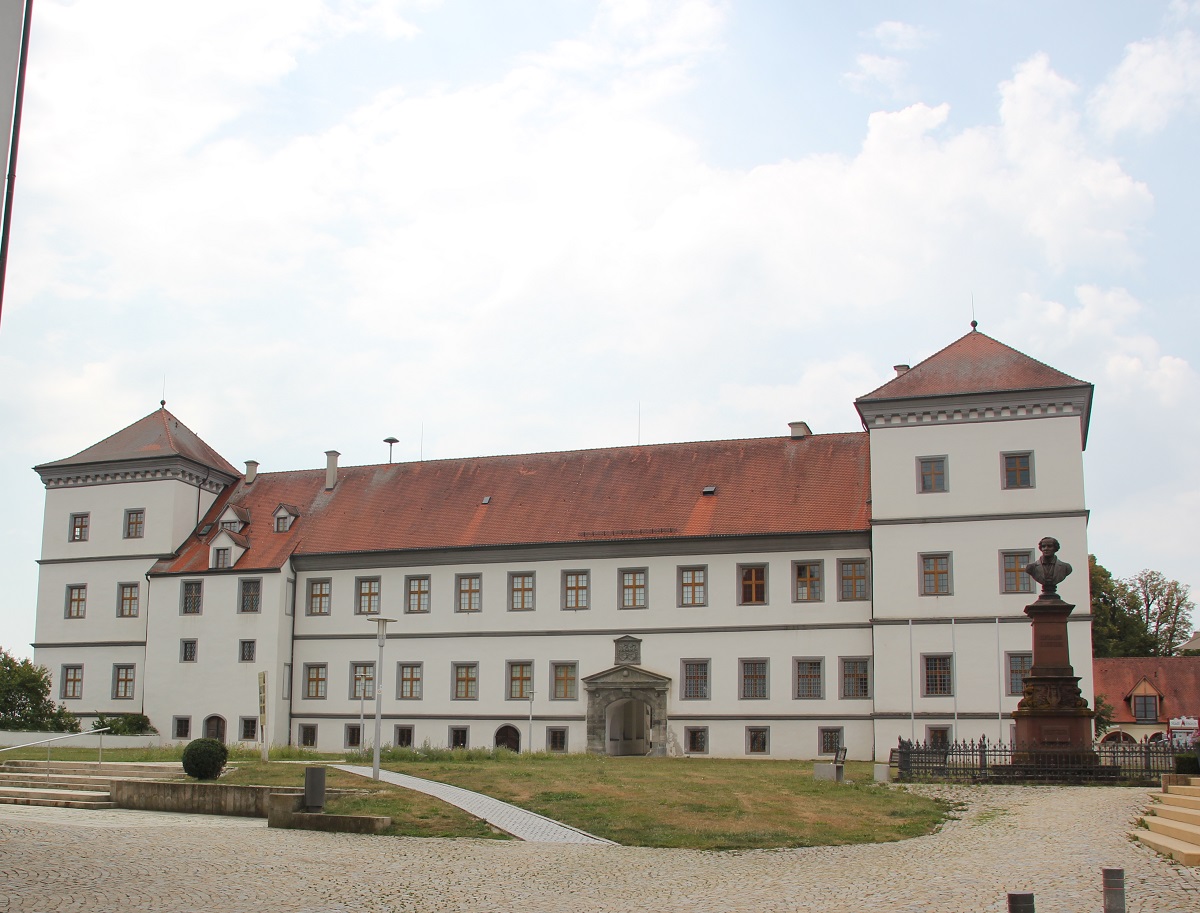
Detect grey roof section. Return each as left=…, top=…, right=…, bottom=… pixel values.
left=34, top=407, right=239, bottom=478
left=334, top=765, right=616, bottom=844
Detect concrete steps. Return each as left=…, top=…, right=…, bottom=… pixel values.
left=0, top=760, right=184, bottom=811
left=1135, top=776, right=1200, bottom=866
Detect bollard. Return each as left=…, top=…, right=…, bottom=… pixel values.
left=1007, top=892, right=1035, bottom=913
left=1102, top=868, right=1126, bottom=913
left=303, top=765, right=326, bottom=812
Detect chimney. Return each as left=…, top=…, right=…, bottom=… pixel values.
left=244, top=460, right=259, bottom=485
left=893, top=364, right=910, bottom=376
left=788, top=421, right=812, bottom=440
left=325, top=451, right=340, bottom=490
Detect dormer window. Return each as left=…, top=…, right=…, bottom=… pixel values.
left=213, top=547, right=231, bottom=569
left=275, top=515, right=291, bottom=533
left=220, top=520, right=240, bottom=532
left=1133, top=695, right=1158, bottom=722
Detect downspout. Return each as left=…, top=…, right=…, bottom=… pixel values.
left=908, top=619, right=915, bottom=740
left=141, top=570, right=152, bottom=718
left=286, top=556, right=297, bottom=746
left=951, top=617, right=959, bottom=733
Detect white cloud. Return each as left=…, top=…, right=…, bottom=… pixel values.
left=870, top=20, right=934, bottom=52
left=843, top=53, right=910, bottom=98
left=1090, top=29, right=1200, bottom=135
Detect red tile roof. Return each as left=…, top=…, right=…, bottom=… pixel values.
left=35, top=407, right=240, bottom=478
left=152, top=433, right=871, bottom=574
left=1092, top=657, right=1200, bottom=724
left=857, top=329, right=1089, bottom=402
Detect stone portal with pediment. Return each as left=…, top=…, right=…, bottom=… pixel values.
left=583, top=636, right=670, bottom=756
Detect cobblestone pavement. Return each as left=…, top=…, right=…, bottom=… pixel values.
left=2, top=785, right=1199, bottom=912
left=333, top=764, right=614, bottom=844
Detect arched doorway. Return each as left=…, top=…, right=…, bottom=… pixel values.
left=203, top=715, right=226, bottom=742
left=1101, top=730, right=1135, bottom=744
left=494, top=725, right=520, bottom=752
left=605, top=698, right=652, bottom=756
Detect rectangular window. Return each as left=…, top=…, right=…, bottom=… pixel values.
left=920, top=553, right=952, bottom=596
left=739, top=565, right=767, bottom=605
left=795, top=659, right=823, bottom=699
left=282, top=663, right=292, bottom=701
left=65, top=584, right=86, bottom=619
left=239, top=640, right=256, bottom=663
left=61, top=665, right=83, bottom=700
left=453, top=663, right=478, bottom=700
left=238, top=578, right=262, bottom=613
left=740, top=659, right=768, bottom=699
left=793, top=562, right=822, bottom=602
left=1133, top=694, right=1158, bottom=721
left=918, top=457, right=947, bottom=493
left=509, top=572, right=535, bottom=611
left=69, top=508, right=89, bottom=537
left=841, top=658, right=871, bottom=699
left=926, top=725, right=952, bottom=748
left=117, top=583, right=139, bottom=618
left=923, top=655, right=954, bottom=697
left=124, top=508, right=145, bottom=538
left=449, top=726, right=469, bottom=749
left=213, top=547, right=231, bottom=569
left=299, top=724, right=317, bottom=747
left=345, top=724, right=362, bottom=749
left=405, top=575, right=431, bottom=614
left=306, top=579, right=331, bottom=615
left=275, top=515, right=290, bottom=533
left=180, top=639, right=197, bottom=663
left=173, top=717, right=191, bottom=740
left=304, top=664, right=327, bottom=699
left=819, top=727, right=843, bottom=755
left=181, top=580, right=203, bottom=615
left=547, top=727, right=568, bottom=752
left=350, top=662, right=375, bottom=700
left=839, top=560, right=869, bottom=601
left=1002, top=551, right=1034, bottom=594
left=681, top=660, right=710, bottom=700
left=619, top=569, right=647, bottom=609
left=394, top=725, right=414, bottom=748
left=112, top=664, right=135, bottom=700
left=69, top=512, right=89, bottom=542
left=684, top=727, right=709, bottom=754
left=1003, top=451, right=1034, bottom=489
left=678, top=566, right=707, bottom=607
left=1007, top=652, right=1033, bottom=696
left=508, top=661, right=532, bottom=700
left=356, top=577, right=380, bottom=615
left=562, top=570, right=589, bottom=610
left=552, top=662, right=577, bottom=700
left=746, top=727, right=770, bottom=755
left=241, top=717, right=258, bottom=741
left=220, top=520, right=240, bottom=532
left=456, top=574, right=481, bottom=613
left=397, top=663, right=423, bottom=699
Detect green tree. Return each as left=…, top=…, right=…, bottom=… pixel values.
left=1090, top=556, right=1154, bottom=657
left=1126, top=569, right=1195, bottom=656
left=0, top=648, right=80, bottom=732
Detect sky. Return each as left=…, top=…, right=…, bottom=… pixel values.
left=1, top=0, right=1197, bottom=659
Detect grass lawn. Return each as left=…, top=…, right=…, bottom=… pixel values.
left=3, top=744, right=949, bottom=850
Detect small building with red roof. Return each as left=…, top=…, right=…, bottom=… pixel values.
left=1093, top=656, right=1200, bottom=744
left=30, top=327, right=1095, bottom=760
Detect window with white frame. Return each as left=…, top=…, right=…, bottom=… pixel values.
left=213, top=547, right=231, bottom=569
left=456, top=574, right=482, bottom=612
left=739, top=564, right=767, bottom=605
left=65, top=584, right=86, bottom=619
left=69, top=512, right=89, bottom=542
left=1001, top=551, right=1034, bottom=594
left=124, top=508, right=145, bottom=539
left=551, top=662, right=577, bottom=700
left=920, top=553, right=952, bottom=596
left=304, top=664, right=327, bottom=699
left=509, top=572, right=535, bottom=611
left=453, top=663, right=478, bottom=700
left=619, top=569, right=647, bottom=609
left=508, top=661, right=532, bottom=700
left=112, top=664, right=135, bottom=699
left=1002, top=451, right=1034, bottom=489
left=793, top=561, right=822, bottom=602
left=740, top=659, right=768, bottom=699
left=918, top=456, right=947, bottom=493
left=350, top=662, right=375, bottom=700
left=838, top=560, right=869, bottom=601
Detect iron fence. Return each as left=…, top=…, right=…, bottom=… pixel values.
left=893, top=737, right=1176, bottom=784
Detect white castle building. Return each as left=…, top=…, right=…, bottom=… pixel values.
left=30, top=328, right=1095, bottom=760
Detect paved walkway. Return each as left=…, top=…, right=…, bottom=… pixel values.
left=333, top=764, right=615, bottom=844
left=2, top=785, right=1200, bottom=912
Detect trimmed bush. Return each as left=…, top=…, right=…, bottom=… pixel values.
left=1176, top=753, right=1200, bottom=776
left=182, top=738, right=229, bottom=780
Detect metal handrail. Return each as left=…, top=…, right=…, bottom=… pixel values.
left=0, top=727, right=112, bottom=779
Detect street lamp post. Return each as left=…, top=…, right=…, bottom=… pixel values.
left=366, top=616, right=397, bottom=780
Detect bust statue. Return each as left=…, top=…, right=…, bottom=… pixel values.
left=1025, top=536, right=1072, bottom=596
